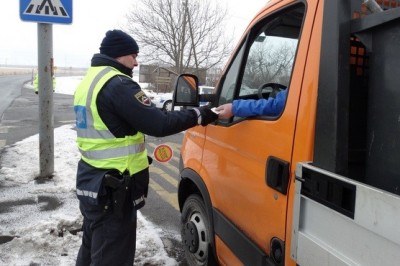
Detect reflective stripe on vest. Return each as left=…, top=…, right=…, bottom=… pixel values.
left=76, top=67, right=116, bottom=139
left=74, top=66, right=148, bottom=175
left=79, top=143, right=146, bottom=160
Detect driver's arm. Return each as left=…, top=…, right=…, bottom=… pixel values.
left=216, top=89, right=288, bottom=118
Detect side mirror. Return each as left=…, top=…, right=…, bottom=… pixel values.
left=172, top=74, right=200, bottom=109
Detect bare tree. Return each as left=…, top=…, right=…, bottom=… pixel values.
left=244, top=38, right=296, bottom=88
left=125, top=0, right=232, bottom=75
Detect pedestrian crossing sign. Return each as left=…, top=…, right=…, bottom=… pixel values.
left=20, top=0, right=72, bottom=24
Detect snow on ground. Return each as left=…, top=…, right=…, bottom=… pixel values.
left=0, top=76, right=179, bottom=265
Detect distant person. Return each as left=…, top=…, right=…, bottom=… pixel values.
left=73, top=29, right=217, bottom=266
left=33, top=73, right=56, bottom=94
left=215, top=88, right=288, bottom=118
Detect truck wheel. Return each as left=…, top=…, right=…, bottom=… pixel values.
left=162, top=100, right=172, bottom=111
left=181, top=194, right=216, bottom=266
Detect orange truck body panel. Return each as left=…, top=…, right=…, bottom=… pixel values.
left=176, top=0, right=400, bottom=265
left=182, top=1, right=321, bottom=264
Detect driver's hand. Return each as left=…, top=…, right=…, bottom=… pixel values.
left=215, top=103, right=234, bottom=119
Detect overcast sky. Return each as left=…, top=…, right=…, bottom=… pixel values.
left=1, top=0, right=267, bottom=68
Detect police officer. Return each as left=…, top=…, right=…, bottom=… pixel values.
left=74, top=29, right=217, bottom=266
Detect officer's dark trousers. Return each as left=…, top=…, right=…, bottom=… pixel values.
left=75, top=199, right=137, bottom=266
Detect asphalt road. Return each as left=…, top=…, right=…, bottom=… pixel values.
left=0, top=76, right=188, bottom=265
left=0, top=75, right=76, bottom=147
left=0, top=75, right=29, bottom=118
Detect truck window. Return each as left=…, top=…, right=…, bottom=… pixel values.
left=240, top=33, right=297, bottom=98
left=218, top=4, right=305, bottom=117
left=218, top=44, right=246, bottom=105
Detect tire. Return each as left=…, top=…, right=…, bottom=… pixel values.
left=181, top=194, right=217, bottom=266
left=162, top=100, right=172, bottom=111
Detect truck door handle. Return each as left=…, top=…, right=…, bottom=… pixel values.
left=266, top=156, right=290, bottom=195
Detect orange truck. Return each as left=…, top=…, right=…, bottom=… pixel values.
left=172, top=0, right=400, bottom=265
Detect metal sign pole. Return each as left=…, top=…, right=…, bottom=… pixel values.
left=37, top=23, right=54, bottom=178
left=20, top=0, right=72, bottom=178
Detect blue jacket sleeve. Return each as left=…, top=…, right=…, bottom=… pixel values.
left=232, top=89, right=287, bottom=117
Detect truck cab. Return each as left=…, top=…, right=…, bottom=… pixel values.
left=173, top=1, right=400, bottom=265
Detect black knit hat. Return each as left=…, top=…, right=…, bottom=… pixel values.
left=99, top=30, right=139, bottom=58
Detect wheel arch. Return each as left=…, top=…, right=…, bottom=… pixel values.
left=178, top=167, right=217, bottom=256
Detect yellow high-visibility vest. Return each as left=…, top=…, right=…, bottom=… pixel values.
left=74, top=66, right=148, bottom=175
left=33, top=74, right=56, bottom=93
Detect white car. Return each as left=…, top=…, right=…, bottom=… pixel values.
left=143, top=89, right=173, bottom=111
left=152, top=92, right=173, bottom=111
left=199, top=85, right=215, bottom=106
left=151, top=86, right=215, bottom=111
left=142, top=89, right=156, bottom=100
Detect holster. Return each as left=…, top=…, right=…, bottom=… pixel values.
left=104, top=173, right=131, bottom=219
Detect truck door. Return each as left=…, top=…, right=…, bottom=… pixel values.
left=201, top=2, right=313, bottom=264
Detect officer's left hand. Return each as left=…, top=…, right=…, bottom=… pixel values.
left=196, top=106, right=218, bottom=126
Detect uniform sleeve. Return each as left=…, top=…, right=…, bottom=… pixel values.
left=97, top=76, right=199, bottom=137
left=232, top=89, right=287, bottom=117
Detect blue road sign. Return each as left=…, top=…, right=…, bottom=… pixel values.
left=20, top=0, right=73, bottom=24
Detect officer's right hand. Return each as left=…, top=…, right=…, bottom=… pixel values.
left=196, top=106, right=218, bottom=126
